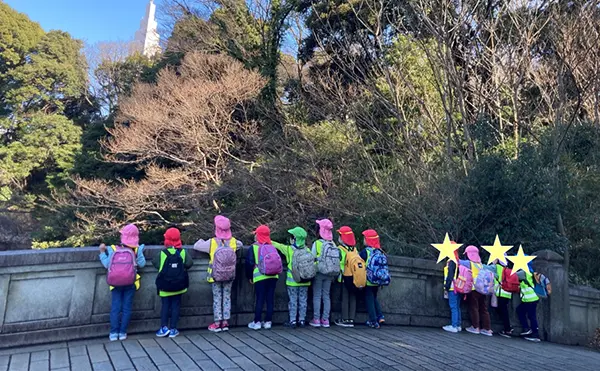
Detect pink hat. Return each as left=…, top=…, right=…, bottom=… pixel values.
left=316, top=219, right=333, bottom=240
left=214, top=215, right=232, bottom=239
left=120, top=224, right=139, bottom=247
left=465, top=245, right=481, bottom=263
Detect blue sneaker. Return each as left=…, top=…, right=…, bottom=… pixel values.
left=169, top=329, right=179, bottom=338
left=109, top=333, right=118, bottom=341
left=156, top=326, right=170, bottom=337
left=118, top=333, right=127, bottom=341
left=377, top=315, right=385, bottom=324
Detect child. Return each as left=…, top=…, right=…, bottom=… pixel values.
left=154, top=227, right=193, bottom=338
left=246, top=225, right=280, bottom=330
left=359, top=229, right=385, bottom=329
left=310, top=219, right=339, bottom=328
left=462, top=246, right=493, bottom=336
left=193, top=215, right=242, bottom=332
left=517, top=265, right=540, bottom=342
left=335, top=226, right=359, bottom=327
left=272, top=227, right=312, bottom=328
left=99, top=224, right=146, bottom=341
left=494, top=258, right=514, bottom=338
left=442, top=247, right=461, bottom=333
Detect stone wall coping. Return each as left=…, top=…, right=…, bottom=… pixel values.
left=532, top=249, right=564, bottom=263
left=569, top=284, right=600, bottom=300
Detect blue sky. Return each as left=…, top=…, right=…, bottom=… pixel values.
left=4, top=0, right=160, bottom=44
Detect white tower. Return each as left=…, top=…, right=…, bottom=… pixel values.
left=134, top=0, right=160, bottom=57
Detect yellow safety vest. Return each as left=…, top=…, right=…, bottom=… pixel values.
left=495, top=264, right=512, bottom=299
left=251, top=244, right=279, bottom=283
left=520, top=272, right=539, bottom=303
left=443, top=262, right=459, bottom=291
left=207, top=238, right=237, bottom=283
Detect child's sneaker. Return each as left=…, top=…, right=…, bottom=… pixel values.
left=169, top=329, right=180, bottom=338
left=284, top=321, right=297, bottom=328
left=118, top=333, right=127, bottom=341
left=263, top=321, right=272, bottom=330
left=498, top=329, right=513, bottom=338
left=309, top=319, right=321, bottom=327
left=345, top=320, right=355, bottom=327
left=524, top=335, right=541, bottom=342
left=321, top=319, right=330, bottom=328
left=221, top=321, right=229, bottom=331
left=156, top=326, right=170, bottom=337
left=248, top=321, right=262, bottom=330
left=334, top=319, right=345, bottom=327
left=457, top=326, right=462, bottom=332
left=208, top=322, right=222, bottom=333
left=442, top=325, right=458, bottom=333
left=109, top=333, right=119, bottom=341
left=480, top=329, right=493, bottom=337
left=377, top=315, right=385, bottom=324
left=368, top=321, right=381, bottom=329
left=466, top=326, right=480, bottom=335
left=520, top=329, right=532, bottom=336
left=298, top=320, right=306, bottom=328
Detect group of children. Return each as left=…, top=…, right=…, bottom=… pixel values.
left=442, top=244, right=550, bottom=342
left=98, top=216, right=391, bottom=341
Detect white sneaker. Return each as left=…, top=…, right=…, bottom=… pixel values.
left=457, top=326, right=462, bottom=332
left=263, top=321, right=272, bottom=330
left=480, top=329, right=493, bottom=337
left=442, top=325, right=458, bottom=333
left=466, top=326, right=480, bottom=334
left=248, top=321, right=262, bottom=330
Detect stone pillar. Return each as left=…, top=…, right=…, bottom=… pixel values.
left=532, top=250, right=571, bottom=344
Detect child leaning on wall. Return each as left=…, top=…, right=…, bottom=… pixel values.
left=193, top=215, right=243, bottom=333
left=99, top=224, right=146, bottom=341
left=272, top=227, right=313, bottom=328
left=335, top=226, right=361, bottom=328
left=442, top=245, right=461, bottom=333
left=310, top=219, right=339, bottom=328
left=153, top=227, right=193, bottom=338
left=359, top=229, right=386, bottom=329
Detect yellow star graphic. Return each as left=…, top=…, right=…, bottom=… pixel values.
left=506, top=245, right=536, bottom=275
left=481, top=235, right=513, bottom=265
left=431, top=233, right=462, bottom=264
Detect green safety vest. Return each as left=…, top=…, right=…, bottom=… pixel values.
left=495, top=264, right=512, bottom=299
left=520, top=272, right=539, bottom=303
left=252, top=244, right=279, bottom=283
left=443, top=262, right=459, bottom=292
left=158, top=247, right=188, bottom=297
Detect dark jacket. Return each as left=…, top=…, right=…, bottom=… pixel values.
left=444, top=261, right=457, bottom=291
left=245, top=245, right=256, bottom=281
left=152, top=247, right=193, bottom=271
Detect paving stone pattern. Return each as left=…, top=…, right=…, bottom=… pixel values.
left=2, top=326, right=600, bottom=371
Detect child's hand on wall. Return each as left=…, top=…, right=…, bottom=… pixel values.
left=99, top=243, right=107, bottom=253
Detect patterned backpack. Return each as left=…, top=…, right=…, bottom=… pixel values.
left=106, top=245, right=137, bottom=287
left=211, top=239, right=237, bottom=282
left=474, top=265, right=496, bottom=295
left=292, top=247, right=317, bottom=283
left=257, top=243, right=283, bottom=275
left=366, top=248, right=391, bottom=286
left=317, top=240, right=341, bottom=276
left=453, top=264, right=473, bottom=294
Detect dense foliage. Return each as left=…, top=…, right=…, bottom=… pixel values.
left=2, top=1, right=600, bottom=287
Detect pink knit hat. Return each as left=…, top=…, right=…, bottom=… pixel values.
left=316, top=219, right=333, bottom=240
left=465, top=245, right=481, bottom=263
left=120, top=224, right=139, bottom=247
left=214, top=215, right=232, bottom=239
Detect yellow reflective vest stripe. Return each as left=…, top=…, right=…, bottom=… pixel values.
left=207, top=238, right=237, bottom=283
left=252, top=244, right=278, bottom=283
left=520, top=272, right=539, bottom=303
left=495, top=264, right=512, bottom=299
left=443, top=263, right=459, bottom=291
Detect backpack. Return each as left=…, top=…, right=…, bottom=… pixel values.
left=501, top=268, right=521, bottom=293
left=291, top=247, right=317, bottom=283
left=453, top=264, right=473, bottom=294
left=257, top=243, right=283, bottom=275
left=156, top=249, right=189, bottom=292
left=474, top=265, right=496, bottom=295
left=317, top=240, right=341, bottom=276
left=366, top=248, right=391, bottom=286
left=211, top=239, right=237, bottom=282
left=346, top=249, right=367, bottom=289
left=532, top=272, right=552, bottom=298
left=106, top=245, right=137, bottom=287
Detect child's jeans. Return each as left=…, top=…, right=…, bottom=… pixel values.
left=212, top=282, right=233, bottom=322
left=110, top=285, right=136, bottom=334
left=160, top=294, right=182, bottom=329
left=365, top=286, right=383, bottom=322
left=287, top=286, right=308, bottom=322
left=448, top=290, right=462, bottom=328
left=312, top=273, right=333, bottom=320
left=254, top=278, right=277, bottom=323
left=517, top=301, right=539, bottom=335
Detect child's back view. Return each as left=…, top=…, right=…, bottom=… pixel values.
left=359, top=229, right=388, bottom=329
left=311, top=219, right=340, bottom=328
left=272, top=227, right=315, bottom=328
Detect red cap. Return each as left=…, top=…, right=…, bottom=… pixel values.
left=337, top=226, right=356, bottom=246
left=362, top=229, right=380, bottom=249
left=164, top=228, right=182, bottom=248
left=253, top=225, right=271, bottom=244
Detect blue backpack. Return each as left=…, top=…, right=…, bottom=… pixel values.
left=366, top=248, right=391, bottom=286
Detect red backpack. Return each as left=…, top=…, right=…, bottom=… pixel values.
left=501, top=268, right=520, bottom=293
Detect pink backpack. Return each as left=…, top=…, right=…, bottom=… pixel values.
left=212, top=239, right=237, bottom=282
left=453, top=264, right=473, bottom=294
left=106, top=246, right=136, bottom=287
left=258, top=243, right=282, bottom=275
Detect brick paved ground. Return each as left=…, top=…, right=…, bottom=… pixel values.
left=1, top=326, right=599, bottom=371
